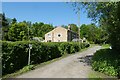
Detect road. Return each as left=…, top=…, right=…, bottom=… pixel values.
left=17, top=46, right=102, bottom=78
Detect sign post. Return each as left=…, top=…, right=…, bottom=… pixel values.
left=28, top=44, right=32, bottom=67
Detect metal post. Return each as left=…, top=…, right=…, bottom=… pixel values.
left=28, top=44, right=32, bottom=66
left=28, top=48, right=30, bottom=66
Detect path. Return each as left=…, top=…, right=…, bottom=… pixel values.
left=17, top=46, right=103, bottom=78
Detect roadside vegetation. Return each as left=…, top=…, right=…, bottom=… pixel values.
left=1, top=1, right=120, bottom=79
left=2, top=41, right=89, bottom=77
left=3, top=42, right=92, bottom=78
left=91, top=44, right=120, bottom=78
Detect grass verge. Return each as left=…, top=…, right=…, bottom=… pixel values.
left=88, top=70, right=117, bottom=80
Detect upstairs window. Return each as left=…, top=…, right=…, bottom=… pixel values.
left=58, top=34, right=61, bottom=37
left=48, top=34, right=51, bottom=37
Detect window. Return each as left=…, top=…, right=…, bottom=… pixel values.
left=47, top=40, right=51, bottom=42
left=48, top=34, right=51, bottom=37
left=58, top=40, right=60, bottom=42
left=58, top=34, right=61, bottom=37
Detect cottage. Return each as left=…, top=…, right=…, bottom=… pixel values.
left=45, top=25, right=79, bottom=42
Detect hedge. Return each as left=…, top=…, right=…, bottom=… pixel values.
left=1, top=41, right=90, bottom=75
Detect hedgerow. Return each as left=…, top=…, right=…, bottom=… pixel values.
left=91, top=49, right=120, bottom=77
left=2, top=41, right=90, bottom=75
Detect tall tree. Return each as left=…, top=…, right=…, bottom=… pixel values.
left=69, top=24, right=78, bottom=33
left=2, top=13, right=9, bottom=40
left=32, top=22, right=54, bottom=38
left=40, top=24, right=54, bottom=38
left=8, top=22, right=32, bottom=41
left=2, top=13, right=9, bottom=27
left=73, top=2, right=120, bottom=50
left=80, top=23, right=108, bottom=44
left=61, top=25, right=68, bottom=29
left=61, top=24, right=78, bottom=33
left=12, top=18, right=17, bottom=24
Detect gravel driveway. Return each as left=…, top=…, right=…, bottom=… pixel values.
left=17, top=46, right=101, bottom=78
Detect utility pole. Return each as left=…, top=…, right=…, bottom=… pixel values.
left=77, top=6, right=80, bottom=46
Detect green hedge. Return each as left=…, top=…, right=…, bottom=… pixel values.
left=2, top=41, right=90, bottom=75
left=91, top=49, right=120, bottom=77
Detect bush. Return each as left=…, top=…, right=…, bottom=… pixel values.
left=2, top=41, right=89, bottom=75
left=80, top=42, right=90, bottom=49
left=92, top=49, right=120, bottom=77
left=58, top=42, right=71, bottom=55
left=2, top=41, right=29, bottom=75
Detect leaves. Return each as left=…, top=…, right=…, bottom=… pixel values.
left=32, top=22, right=54, bottom=38
left=78, top=2, right=120, bottom=50
left=2, top=41, right=90, bottom=75
left=8, top=22, right=31, bottom=41
left=80, top=23, right=108, bottom=44
left=92, top=49, right=119, bottom=76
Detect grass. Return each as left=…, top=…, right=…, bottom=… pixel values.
left=102, top=44, right=110, bottom=49
left=89, top=72, right=106, bottom=80
left=88, top=70, right=117, bottom=80
left=2, top=44, right=94, bottom=78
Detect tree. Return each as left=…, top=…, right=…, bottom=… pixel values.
left=61, top=25, right=68, bottom=29
left=80, top=23, right=108, bottom=44
left=2, top=13, right=9, bottom=40
left=69, top=24, right=78, bottom=33
left=73, top=2, right=120, bottom=50
left=80, top=24, right=89, bottom=39
left=79, top=2, right=120, bottom=78
left=32, top=22, right=44, bottom=37
left=12, top=18, right=17, bottom=24
left=32, top=22, right=54, bottom=38
left=8, top=22, right=32, bottom=41
left=2, top=13, right=9, bottom=27
left=40, top=24, right=54, bottom=38
left=61, top=24, right=78, bottom=33
left=80, top=24, right=97, bottom=43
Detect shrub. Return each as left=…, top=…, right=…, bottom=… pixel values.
left=69, top=42, right=80, bottom=53
left=43, top=42, right=61, bottom=60
left=2, top=41, right=29, bottom=75
left=91, top=49, right=120, bottom=77
left=2, top=41, right=89, bottom=75
left=58, top=42, right=70, bottom=55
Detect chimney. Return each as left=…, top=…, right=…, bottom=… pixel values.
left=68, top=24, right=71, bottom=30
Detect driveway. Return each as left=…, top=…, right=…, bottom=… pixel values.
left=17, top=46, right=103, bottom=78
